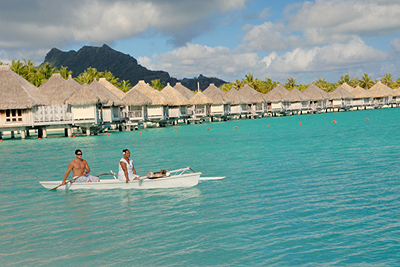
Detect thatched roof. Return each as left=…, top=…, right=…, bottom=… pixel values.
left=38, top=73, right=84, bottom=105
left=174, top=82, right=195, bottom=99
left=133, top=80, right=172, bottom=105
left=188, top=91, right=213, bottom=105
left=66, top=83, right=108, bottom=105
left=98, top=78, right=126, bottom=100
left=38, top=73, right=68, bottom=105
left=264, top=84, right=289, bottom=102
left=225, top=88, right=250, bottom=105
left=303, top=84, right=329, bottom=100
left=203, top=83, right=231, bottom=104
left=343, top=85, right=371, bottom=99
left=340, top=83, right=355, bottom=92
left=122, top=88, right=152, bottom=106
left=161, top=83, right=189, bottom=106
left=90, top=79, right=125, bottom=106
left=367, top=82, right=394, bottom=97
left=0, top=64, right=46, bottom=109
left=39, top=73, right=66, bottom=91
left=285, top=88, right=310, bottom=102
left=237, top=84, right=265, bottom=103
left=46, top=75, right=82, bottom=105
left=329, top=86, right=355, bottom=100
left=393, top=88, right=400, bottom=97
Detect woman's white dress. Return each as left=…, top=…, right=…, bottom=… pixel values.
left=118, top=157, right=139, bottom=181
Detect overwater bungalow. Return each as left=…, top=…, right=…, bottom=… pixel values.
left=98, top=78, right=126, bottom=100
left=187, top=91, right=213, bottom=121
left=328, top=86, right=354, bottom=111
left=66, top=83, right=108, bottom=135
left=174, top=82, right=195, bottom=100
left=367, top=82, right=394, bottom=108
left=341, top=84, right=372, bottom=110
left=203, top=83, right=231, bottom=119
left=134, top=80, right=171, bottom=123
left=392, top=88, right=400, bottom=106
left=237, top=84, right=265, bottom=116
left=264, top=84, right=290, bottom=115
left=285, top=87, right=311, bottom=114
left=161, top=83, right=189, bottom=123
left=302, top=84, right=329, bottom=112
left=0, top=65, right=46, bottom=139
left=225, top=88, right=250, bottom=117
left=36, top=73, right=80, bottom=137
left=90, top=79, right=125, bottom=128
left=122, top=86, right=152, bottom=129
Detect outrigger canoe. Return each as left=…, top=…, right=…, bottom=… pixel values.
left=40, top=167, right=225, bottom=190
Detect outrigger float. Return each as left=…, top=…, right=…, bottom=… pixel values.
left=39, top=167, right=226, bottom=190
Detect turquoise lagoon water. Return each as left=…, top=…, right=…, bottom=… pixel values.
left=1, top=108, right=400, bottom=266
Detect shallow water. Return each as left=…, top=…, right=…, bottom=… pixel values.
left=1, top=109, right=400, bottom=266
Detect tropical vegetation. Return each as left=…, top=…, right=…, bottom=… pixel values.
left=1, top=60, right=400, bottom=94
left=220, top=72, right=400, bottom=93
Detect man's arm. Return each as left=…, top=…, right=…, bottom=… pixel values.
left=62, top=162, right=73, bottom=185
left=83, top=160, right=90, bottom=176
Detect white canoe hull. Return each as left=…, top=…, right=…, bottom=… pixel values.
left=40, top=172, right=201, bottom=190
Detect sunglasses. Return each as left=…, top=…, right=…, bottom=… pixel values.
left=76, top=153, right=82, bottom=155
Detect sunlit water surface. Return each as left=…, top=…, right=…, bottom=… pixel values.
left=1, top=109, right=400, bottom=266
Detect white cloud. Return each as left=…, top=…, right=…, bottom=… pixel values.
left=138, top=43, right=263, bottom=81
left=0, top=0, right=248, bottom=61
left=262, top=37, right=388, bottom=80
left=243, top=22, right=301, bottom=51
left=288, top=0, right=400, bottom=45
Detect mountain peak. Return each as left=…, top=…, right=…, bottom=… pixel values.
left=43, top=45, right=226, bottom=90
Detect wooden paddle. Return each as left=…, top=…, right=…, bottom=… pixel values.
left=50, top=176, right=80, bottom=190
left=50, top=172, right=116, bottom=190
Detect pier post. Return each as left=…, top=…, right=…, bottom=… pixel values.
left=21, top=130, right=26, bottom=139
left=67, top=128, right=72, bottom=137
left=0, top=131, right=2, bottom=140
left=86, top=128, right=91, bottom=136
left=143, top=122, right=147, bottom=129
left=42, top=129, right=47, bottom=138
left=26, top=130, right=30, bottom=137
left=11, top=131, right=15, bottom=138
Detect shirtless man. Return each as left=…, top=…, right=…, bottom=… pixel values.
left=61, top=149, right=99, bottom=185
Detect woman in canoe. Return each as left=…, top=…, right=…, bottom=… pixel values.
left=118, top=149, right=140, bottom=183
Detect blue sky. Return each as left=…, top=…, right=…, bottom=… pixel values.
left=1, top=0, right=400, bottom=84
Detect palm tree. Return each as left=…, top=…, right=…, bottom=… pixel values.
left=381, top=73, right=394, bottom=88
left=284, top=77, right=298, bottom=90
left=151, top=79, right=165, bottom=91
left=298, top=84, right=308, bottom=92
left=118, top=80, right=131, bottom=92
left=57, top=66, right=73, bottom=79
left=103, top=70, right=119, bottom=85
left=358, top=73, right=375, bottom=89
left=11, top=60, right=25, bottom=76
left=338, top=74, right=351, bottom=85
left=233, top=79, right=243, bottom=89
left=220, top=83, right=233, bottom=92
left=39, top=62, right=55, bottom=80
left=313, top=78, right=334, bottom=91
left=75, top=72, right=92, bottom=84
left=395, top=78, right=400, bottom=89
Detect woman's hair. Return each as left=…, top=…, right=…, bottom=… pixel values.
left=122, top=149, right=129, bottom=154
